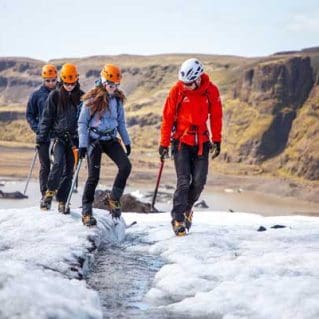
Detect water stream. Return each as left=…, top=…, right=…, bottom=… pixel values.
left=87, top=232, right=185, bottom=319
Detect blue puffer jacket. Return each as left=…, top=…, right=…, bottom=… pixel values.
left=78, top=95, right=131, bottom=148
left=26, top=85, right=51, bottom=135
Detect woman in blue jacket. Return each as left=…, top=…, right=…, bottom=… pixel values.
left=78, top=64, right=131, bottom=226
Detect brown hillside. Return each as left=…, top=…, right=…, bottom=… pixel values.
left=0, top=50, right=318, bottom=181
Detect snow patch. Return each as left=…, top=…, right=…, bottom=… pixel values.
left=0, top=206, right=127, bottom=319
left=125, top=211, right=319, bottom=319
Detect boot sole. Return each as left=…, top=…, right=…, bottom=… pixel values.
left=58, top=208, right=70, bottom=215
left=172, top=222, right=187, bottom=237
left=82, top=216, right=97, bottom=227
left=175, top=230, right=187, bottom=236
left=40, top=206, right=51, bottom=211
left=83, top=223, right=96, bottom=227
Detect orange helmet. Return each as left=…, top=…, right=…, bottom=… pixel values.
left=100, top=64, right=122, bottom=84
left=41, top=64, right=57, bottom=78
left=60, top=63, right=79, bottom=83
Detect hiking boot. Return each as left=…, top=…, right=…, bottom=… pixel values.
left=41, top=190, right=56, bottom=210
left=82, top=214, right=97, bottom=227
left=184, top=210, right=193, bottom=231
left=40, top=196, right=47, bottom=210
left=171, top=219, right=187, bottom=237
left=58, top=202, right=70, bottom=215
left=104, top=193, right=121, bottom=218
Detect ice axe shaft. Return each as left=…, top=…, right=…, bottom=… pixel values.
left=65, top=158, right=82, bottom=210
left=23, top=149, right=38, bottom=195
left=151, top=157, right=165, bottom=210
left=72, top=146, right=79, bottom=192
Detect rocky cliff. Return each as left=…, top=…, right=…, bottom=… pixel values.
left=279, top=72, right=319, bottom=180
left=0, top=58, right=43, bottom=105
left=232, top=56, right=314, bottom=161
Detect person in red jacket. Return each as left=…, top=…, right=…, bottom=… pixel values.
left=159, top=58, right=223, bottom=236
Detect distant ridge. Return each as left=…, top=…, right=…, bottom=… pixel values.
left=273, top=46, right=319, bottom=56
left=0, top=49, right=319, bottom=181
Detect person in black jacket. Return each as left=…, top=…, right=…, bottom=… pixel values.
left=37, top=63, right=83, bottom=214
left=26, top=64, right=58, bottom=206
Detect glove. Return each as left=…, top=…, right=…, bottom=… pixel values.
left=125, top=144, right=131, bottom=156
left=158, top=145, right=169, bottom=158
left=210, top=142, right=221, bottom=159
left=78, top=147, right=87, bottom=159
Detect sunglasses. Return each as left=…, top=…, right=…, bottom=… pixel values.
left=45, top=79, right=57, bottom=83
left=63, top=81, right=77, bottom=87
left=102, top=81, right=119, bottom=89
left=184, top=81, right=195, bottom=87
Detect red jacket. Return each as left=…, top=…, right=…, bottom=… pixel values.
left=160, top=73, right=222, bottom=154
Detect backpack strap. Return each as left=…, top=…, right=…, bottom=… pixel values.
left=175, top=92, right=186, bottom=120
left=171, top=92, right=186, bottom=136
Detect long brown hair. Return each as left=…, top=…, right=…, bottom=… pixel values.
left=81, top=83, right=126, bottom=114
left=57, top=82, right=83, bottom=114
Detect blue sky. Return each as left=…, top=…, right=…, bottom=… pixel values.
left=0, top=0, right=318, bottom=61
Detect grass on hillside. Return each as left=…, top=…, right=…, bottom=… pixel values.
left=223, top=99, right=272, bottom=150
left=0, top=105, right=25, bottom=112
left=0, top=120, right=35, bottom=144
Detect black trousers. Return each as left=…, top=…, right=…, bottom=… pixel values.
left=47, top=139, right=75, bottom=203
left=38, top=142, right=51, bottom=196
left=171, top=141, right=209, bottom=221
left=82, top=139, right=132, bottom=214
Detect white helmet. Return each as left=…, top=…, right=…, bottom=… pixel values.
left=178, top=58, right=204, bottom=83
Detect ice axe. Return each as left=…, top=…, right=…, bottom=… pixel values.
left=23, top=148, right=38, bottom=195
left=65, top=158, right=82, bottom=211
left=151, top=153, right=166, bottom=212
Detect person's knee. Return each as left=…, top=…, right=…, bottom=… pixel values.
left=127, top=161, right=132, bottom=175
left=193, top=181, right=205, bottom=192
left=87, top=174, right=99, bottom=186
left=193, top=173, right=207, bottom=190
left=51, top=163, right=62, bottom=176
left=120, top=160, right=132, bottom=177
left=43, top=161, right=51, bottom=172
left=176, top=175, right=190, bottom=190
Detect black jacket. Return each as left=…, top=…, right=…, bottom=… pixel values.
left=37, top=87, right=83, bottom=144
left=26, top=85, right=51, bottom=134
